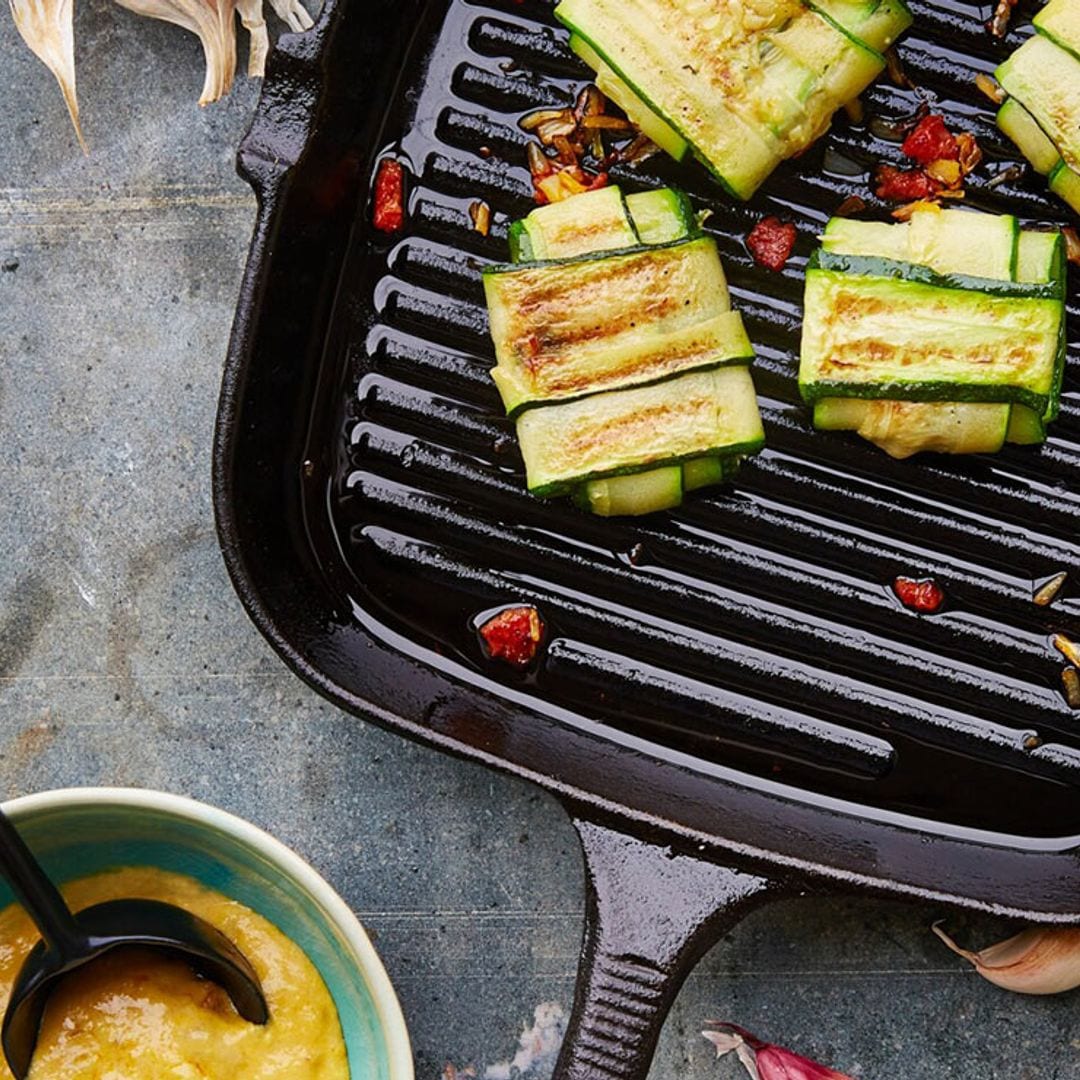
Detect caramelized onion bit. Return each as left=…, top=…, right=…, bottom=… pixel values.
left=468, top=199, right=491, bottom=236
left=1062, top=667, right=1080, bottom=709
left=1033, top=571, right=1067, bottom=607
left=1062, top=226, right=1080, bottom=266
left=989, top=0, right=1018, bottom=38
left=1052, top=633, right=1080, bottom=667
left=975, top=73, right=1007, bottom=105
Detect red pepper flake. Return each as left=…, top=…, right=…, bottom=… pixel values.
left=479, top=606, right=545, bottom=668
left=875, top=164, right=941, bottom=202
left=893, top=576, right=945, bottom=613
left=372, top=158, right=405, bottom=234
left=901, top=114, right=959, bottom=165
left=746, top=216, right=797, bottom=271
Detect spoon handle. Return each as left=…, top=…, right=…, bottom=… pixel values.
left=0, top=811, right=82, bottom=958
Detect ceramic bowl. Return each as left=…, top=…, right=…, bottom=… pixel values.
left=0, top=786, right=413, bottom=1080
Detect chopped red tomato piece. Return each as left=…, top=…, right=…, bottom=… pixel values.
left=875, top=165, right=940, bottom=202
left=747, top=216, right=797, bottom=271
left=893, top=576, right=945, bottom=613
left=901, top=114, right=959, bottom=165
left=480, top=606, right=545, bottom=667
left=372, top=159, right=405, bottom=233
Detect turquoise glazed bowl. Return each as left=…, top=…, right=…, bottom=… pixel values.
left=0, top=787, right=413, bottom=1080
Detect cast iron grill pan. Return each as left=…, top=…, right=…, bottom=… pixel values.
left=214, top=2, right=1080, bottom=1077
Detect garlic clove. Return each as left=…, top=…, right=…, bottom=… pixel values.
left=703, top=1024, right=855, bottom=1080
left=933, top=921, right=1080, bottom=995
left=9, top=0, right=87, bottom=151
left=235, top=0, right=268, bottom=77
left=111, top=0, right=238, bottom=105
left=268, top=0, right=312, bottom=33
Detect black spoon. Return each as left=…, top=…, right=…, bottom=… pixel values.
left=0, top=808, right=269, bottom=1079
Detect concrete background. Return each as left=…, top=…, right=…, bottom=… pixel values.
left=1, top=2, right=1079, bottom=1077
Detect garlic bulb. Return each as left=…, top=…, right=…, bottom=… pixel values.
left=933, top=921, right=1080, bottom=995
left=112, top=0, right=239, bottom=105
left=8, top=0, right=86, bottom=151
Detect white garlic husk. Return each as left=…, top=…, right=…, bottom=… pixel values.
left=933, top=921, right=1080, bottom=995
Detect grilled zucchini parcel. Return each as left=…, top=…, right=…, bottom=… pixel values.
left=482, top=186, right=765, bottom=515
left=995, top=0, right=1080, bottom=216
left=554, top=0, right=912, bottom=199
left=800, top=206, right=1066, bottom=458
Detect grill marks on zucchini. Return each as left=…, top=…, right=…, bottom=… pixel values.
left=800, top=208, right=1067, bottom=458
left=555, top=0, right=911, bottom=198
left=996, top=2, right=1080, bottom=216
left=483, top=186, right=764, bottom=514
left=485, top=238, right=751, bottom=412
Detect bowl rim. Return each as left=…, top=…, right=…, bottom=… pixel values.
left=0, top=785, right=415, bottom=1080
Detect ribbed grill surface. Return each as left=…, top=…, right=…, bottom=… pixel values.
left=329, top=0, right=1080, bottom=835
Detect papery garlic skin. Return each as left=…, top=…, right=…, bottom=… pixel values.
left=112, top=0, right=238, bottom=105
left=268, top=0, right=311, bottom=33
left=235, top=0, right=268, bottom=76
left=703, top=1024, right=855, bottom=1080
left=9, top=0, right=87, bottom=151
left=933, top=922, right=1080, bottom=995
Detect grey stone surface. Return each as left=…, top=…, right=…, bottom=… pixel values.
left=1, top=5, right=1079, bottom=1079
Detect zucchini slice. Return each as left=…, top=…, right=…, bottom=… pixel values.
left=997, top=98, right=1061, bottom=177
left=907, top=207, right=1017, bottom=280
left=1007, top=404, right=1048, bottom=445
left=1035, top=0, right=1080, bottom=63
left=823, top=207, right=1018, bottom=280
left=800, top=267, right=1063, bottom=414
left=484, top=237, right=743, bottom=413
left=997, top=34, right=1080, bottom=173
left=516, top=367, right=766, bottom=497
left=768, top=8, right=885, bottom=113
left=1049, top=158, right=1080, bottom=215
left=813, top=398, right=1010, bottom=457
left=558, top=0, right=784, bottom=197
left=510, top=186, right=638, bottom=261
left=807, top=0, right=913, bottom=53
left=557, top=0, right=897, bottom=198
left=625, top=189, right=697, bottom=244
left=576, top=466, right=684, bottom=516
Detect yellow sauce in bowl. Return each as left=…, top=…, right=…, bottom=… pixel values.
left=0, top=867, right=350, bottom=1080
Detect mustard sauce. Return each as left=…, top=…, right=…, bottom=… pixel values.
left=0, top=867, right=350, bottom=1080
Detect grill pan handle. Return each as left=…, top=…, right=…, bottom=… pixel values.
left=554, top=818, right=781, bottom=1080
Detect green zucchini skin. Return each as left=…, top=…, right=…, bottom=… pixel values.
left=806, top=0, right=913, bottom=53
left=507, top=220, right=533, bottom=263
left=807, top=250, right=1063, bottom=300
